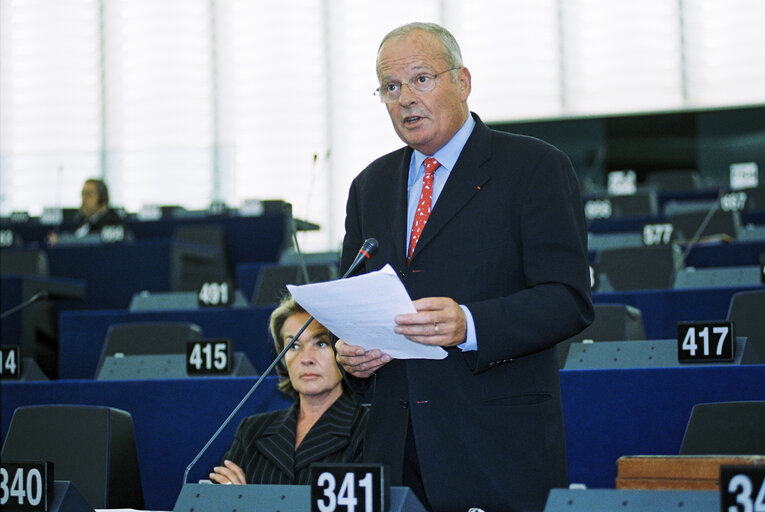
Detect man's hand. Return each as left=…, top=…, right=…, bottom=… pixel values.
left=394, top=297, right=467, bottom=347
left=336, top=339, right=392, bottom=379
left=210, top=459, right=247, bottom=485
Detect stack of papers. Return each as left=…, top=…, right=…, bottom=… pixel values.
left=287, top=264, right=447, bottom=360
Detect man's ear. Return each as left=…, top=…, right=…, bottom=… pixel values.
left=458, top=67, right=472, bottom=100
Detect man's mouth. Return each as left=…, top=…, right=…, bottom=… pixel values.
left=403, top=115, right=424, bottom=126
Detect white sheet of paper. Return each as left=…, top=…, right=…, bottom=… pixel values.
left=287, top=264, right=447, bottom=360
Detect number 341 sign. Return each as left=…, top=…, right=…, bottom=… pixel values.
left=310, top=464, right=387, bottom=512
left=721, top=465, right=765, bottom=512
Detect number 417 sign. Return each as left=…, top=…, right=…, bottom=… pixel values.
left=677, top=321, right=735, bottom=363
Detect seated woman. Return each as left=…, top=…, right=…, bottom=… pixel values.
left=210, top=296, right=368, bottom=485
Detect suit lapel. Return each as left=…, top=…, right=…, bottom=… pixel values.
left=410, top=117, right=492, bottom=261
left=389, top=147, right=413, bottom=271
left=294, top=393, right=357, bottom=472
left=254, top=404, right=298, bottom=480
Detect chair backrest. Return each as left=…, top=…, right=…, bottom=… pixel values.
left=679, top=401, right=765, bottom=455
left=0, top=248, right=49, bottom=276
left=597, top=245, right=683, bottom=291
left=727, top=290, right=765, bottom=364
left=171, top=224, right=231, bottom=291
left=668, top=209, right=741, bottom=241
left=95, top=322, right=203, bottom=377
left=645, top=169, right=701, bottom=192
left=743, top=185, right=765, bottom=212
left=556, top=304, right=645, bottom=368
left=608, top=190, right=659, bottom=218
left=1, top=404, right=144, bottom=509
left=252, top=264, right=339, bottom=306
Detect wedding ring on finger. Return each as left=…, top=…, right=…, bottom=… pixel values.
left=434, top=323, right=439, bottom=334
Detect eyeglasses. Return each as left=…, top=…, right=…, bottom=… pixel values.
left=374, top=67, right=460, bottom=103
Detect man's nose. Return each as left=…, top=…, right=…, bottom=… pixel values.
left=398, top=83, right=418, bottom=105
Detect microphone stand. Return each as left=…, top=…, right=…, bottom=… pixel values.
left=0, top=290, right=48, bottom=320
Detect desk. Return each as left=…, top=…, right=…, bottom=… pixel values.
left=0, top=376, right=291, bottom=511
left=6, top=213, right=289, bottom=269
left=3, top=366, right=763, bottom=509
left=127, top=213, right=288, bottom=268
left=58, top=306, right=277, bottom=379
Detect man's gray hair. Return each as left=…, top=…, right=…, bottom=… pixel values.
left=377, top=22, right=464, bottom=73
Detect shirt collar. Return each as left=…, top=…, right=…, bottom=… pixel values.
left=410, top=114, right=476, bottom=182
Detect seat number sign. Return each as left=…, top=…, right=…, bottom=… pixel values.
left=721, top=465, right=765, bottom=512
left=186, top=340, right=232, bottom=374
left=0, top=461, right=53, bottom=511
left=311, top=463, right=386, bottom=512
left=197, top=282, right=233, bottom=307
left=0, top=345, right=22, bottom=379
left=677, top=321, right=735, bottom=363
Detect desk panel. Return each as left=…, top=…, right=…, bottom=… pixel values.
left=594, top=285, right=763, bottom=339
left=46, top=240, right=172, bottom=309
left=58, top=307, right=277, bottom=380
left=561, top=365, right=765, bottom=488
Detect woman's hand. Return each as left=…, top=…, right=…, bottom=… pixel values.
left=210, top=459, right=247, bottom=485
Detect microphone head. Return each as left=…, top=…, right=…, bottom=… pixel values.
left=361, top=238, right=379, bottom=256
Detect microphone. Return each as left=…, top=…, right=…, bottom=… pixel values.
left=0, top=290, right=48, bottom=320
left=182, top=237, right=379, bottom=483
left=345, top=237, right=379, bottom=277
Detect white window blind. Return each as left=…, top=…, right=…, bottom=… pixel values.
left=217, top=0, right=328, bottom=249
left=682, top=0, right=765, bottom=107
left=447, top=0, right=562, bottom=121
left=102, top=0, right=214, bottom=212
left=0, top=0, right=101, bottom=215
left=560, top=0, right=684, bottom=115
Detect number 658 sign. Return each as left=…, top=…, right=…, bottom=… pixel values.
left=310, top=464, right=387, bottom=512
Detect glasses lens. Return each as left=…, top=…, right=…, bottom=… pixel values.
left=412, top=75, right=435, bottom=93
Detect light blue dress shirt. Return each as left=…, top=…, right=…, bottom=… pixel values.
left=406, top=114, right=478, bottom=351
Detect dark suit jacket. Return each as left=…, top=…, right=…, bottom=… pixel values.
left=73, top=208, right=125, bottom=234
left=221, top=392, right=368, bottom=485
left=341, top=114, right=593, bottom=512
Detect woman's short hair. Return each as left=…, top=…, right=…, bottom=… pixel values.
left=269, top=295, right=306, bottom=398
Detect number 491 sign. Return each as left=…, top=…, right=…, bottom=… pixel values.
left=310, top=463, right=387, bottom=512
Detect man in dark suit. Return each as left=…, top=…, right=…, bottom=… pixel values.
left=335, top=22, right=593, bottom=512
left=73, top=179, right=124, bottom=237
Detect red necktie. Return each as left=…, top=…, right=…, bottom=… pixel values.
left=408, top=157, right=441, bottom=261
